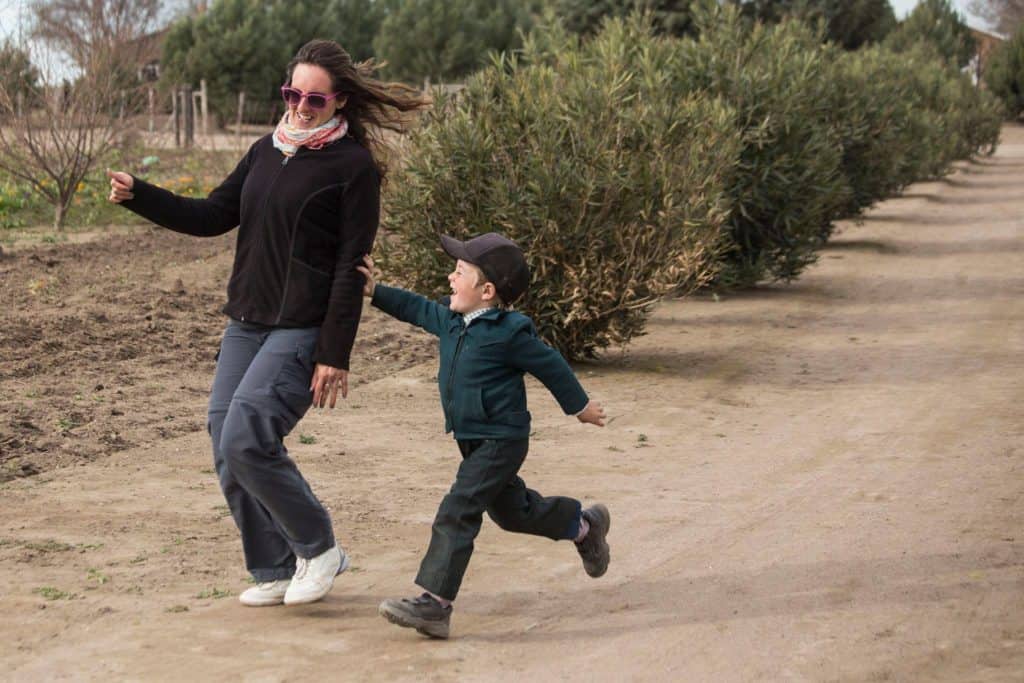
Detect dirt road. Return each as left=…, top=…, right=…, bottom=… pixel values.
left=1, top=125, right=1021, bottom=682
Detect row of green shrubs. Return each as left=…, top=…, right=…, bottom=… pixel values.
left=380, top=7, right=1003, bottom=360
left=984, top=22, right=1024, bottom=121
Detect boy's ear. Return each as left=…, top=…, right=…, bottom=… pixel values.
left=481, top=281, right=498, bottom=302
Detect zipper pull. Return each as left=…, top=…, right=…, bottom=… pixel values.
left=281, top=155, right=290, bottom=166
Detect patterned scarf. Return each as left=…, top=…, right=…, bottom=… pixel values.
left=272, top=112, right=348, bottom=157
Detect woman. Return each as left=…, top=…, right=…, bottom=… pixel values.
left=108, top=39, right=428, bottom=607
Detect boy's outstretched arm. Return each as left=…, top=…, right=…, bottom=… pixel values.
left=357, top=254, right=450, bottom=336
left=506, top=322, right=605, bottom=428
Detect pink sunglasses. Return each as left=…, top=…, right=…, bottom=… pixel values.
left=280, top=85, right=343, bottom=110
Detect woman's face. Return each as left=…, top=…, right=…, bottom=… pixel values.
left=288, top=63, right=346, bottom=130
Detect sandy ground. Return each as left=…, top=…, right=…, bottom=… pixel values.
left=0, top=125, right=1022, bottom=682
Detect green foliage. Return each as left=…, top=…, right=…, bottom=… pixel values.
left=727, top=0, right=897, bottom=49
left=937, top=66, right=1003, bottom=158
left=161, top=0, right=387, bottom=125
left=382, top=18, right=740, bottom=359
left=551, top=0, right=696, bottom=37
left=0, top=177, right=42, bottom=229
left=822, top=41, right=997, bottom=217
left=820, top=0, right=897, bottom=49
left=984, top=22, right=1024, bottom=119
left=0, top=147, right=236, bottom=230
left=34, top=586, right=77, bottom=601
left=824, top=44, right=920, bottom=216
left=680, top=7, right=849, bottom=285
left=884, top=0, right=976, bottom=68
left=373, top=0, right=535, bottom=84
left=0, top=41, right=40, bottom=105
left=195, top=586, right=232, bottom=599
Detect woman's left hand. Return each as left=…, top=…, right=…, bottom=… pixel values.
left=310, top=363, right=348, bottom=409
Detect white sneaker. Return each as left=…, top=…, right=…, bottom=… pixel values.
left=283, top=545, right=348, bottom=605
left=239, top=579, right=290, bottom=607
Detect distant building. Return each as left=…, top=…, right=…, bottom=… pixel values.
left=130, top=28, right=170, bottom=83
left=967, top=26, right=1006, bottom=84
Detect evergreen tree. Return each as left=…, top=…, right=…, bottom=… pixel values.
left=373, top=0, right=535, bottom=84
left=823, top=0, right=897, bottom=49
left=0, top=41, right=40, bottom=108
left=727, top=0, right=896, bottom=49
left=984, top=22, right=1024, bottom=118
left=552, top=0, right=696, bottom=37
left=885, top=0, right=977, bottom=67
left=161, top=0, right=388, bottom=125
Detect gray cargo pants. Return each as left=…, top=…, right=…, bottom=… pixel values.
left=208, top=319, right=335, bottom=582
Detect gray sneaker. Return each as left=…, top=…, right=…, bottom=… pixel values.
left=575, top=504, right=610, bottom=578
left=379, top=593, right=452, bottom=639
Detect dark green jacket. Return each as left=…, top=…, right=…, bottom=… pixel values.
left=371, top=284, right=589, bottom=440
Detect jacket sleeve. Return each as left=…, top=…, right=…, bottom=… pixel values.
left=370, top=284, right=449, bottom=337
left=313, top=163, right=381, bottom=369
left=505, top=321, right=589, bottom=415
left=120, top=141, right=255, bottom=236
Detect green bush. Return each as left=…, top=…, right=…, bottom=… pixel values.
left=984, top=23, right=1024, bottom=120
left=939, top=68, right=1003, bottom=158
left=884, top=0, right=976, bottom=69
left=676, top=7, right=849, bottom=285
left=378, top=9, right=1005, bottom=358
left=381, top=18, right=740, bottom=359
left=824, top=44, right=921, bottom=216
left=823, top=43, right=998, bottom=217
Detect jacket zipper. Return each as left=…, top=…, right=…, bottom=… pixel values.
left=445, top=326, right=467, bottom=418
left=256, top=151, right=294, bottom=324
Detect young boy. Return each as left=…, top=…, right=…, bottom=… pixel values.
left=356, top=232, right=609, bottom=639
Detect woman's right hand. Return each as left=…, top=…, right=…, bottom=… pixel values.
left=106, top=169, right=134, bottom=203
left=355, top=254, right=377, bottom=298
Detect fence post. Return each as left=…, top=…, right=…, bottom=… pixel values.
left=148, top=87, right=155, bottom=133
left=236, top=91, right=245, bottom=148
left=200, top=79, right=209, bottom=137
left=183, top=86, right=194, bottom=148
left=173, top=87, right=180, bottom=148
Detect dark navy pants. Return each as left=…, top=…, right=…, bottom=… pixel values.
left=208, top=320, right=335, bottom=582
left=415, top=438, right=582, bottom=601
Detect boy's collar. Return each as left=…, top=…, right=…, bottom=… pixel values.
left=463, top=307, right=499, bottom=325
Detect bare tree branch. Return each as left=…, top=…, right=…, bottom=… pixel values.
left=0, top=55, right=136, bottom=229
left=969, top=0, right=1024, bottom=34
left=31, top=0, right=164, bottom=75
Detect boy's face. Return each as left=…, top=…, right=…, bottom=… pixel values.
left=448, top=259, right=494, bottom=314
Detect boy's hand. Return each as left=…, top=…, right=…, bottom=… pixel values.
left=577, top=400, right=605, bottom=427
left=355, top=254, right=376, bottom=298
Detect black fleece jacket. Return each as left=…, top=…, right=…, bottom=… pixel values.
left=122, top=134, right=379, bottom=370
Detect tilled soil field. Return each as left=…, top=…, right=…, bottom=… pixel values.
left=0, top=229, right=434, bottom=481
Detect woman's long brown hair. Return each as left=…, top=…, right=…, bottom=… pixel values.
left=286, top=39, right=430, bottom=179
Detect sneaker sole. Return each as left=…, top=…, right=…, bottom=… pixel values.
left=587, top=504, right=611, bottom=578
left=283, top=550, right=350, bottom=606
left=378, top=603, right=450, bottom=639
left=239, top=592, right=287, bottom=607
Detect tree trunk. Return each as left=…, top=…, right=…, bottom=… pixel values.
left=54, top=198, right=68, bottom=231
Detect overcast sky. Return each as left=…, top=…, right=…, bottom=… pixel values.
left=891, top=0, right=989, bottom=26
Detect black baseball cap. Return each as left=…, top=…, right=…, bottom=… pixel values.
left=440, top=232, right=530, bottom=304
